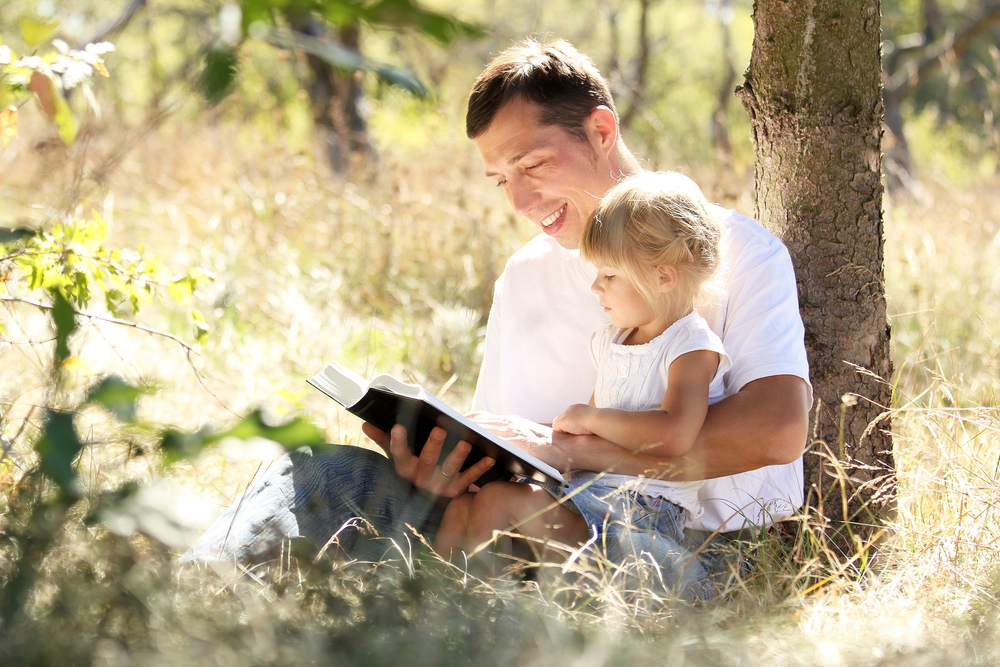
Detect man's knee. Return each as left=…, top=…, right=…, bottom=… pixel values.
left=464, top=481, right=525, bottom=535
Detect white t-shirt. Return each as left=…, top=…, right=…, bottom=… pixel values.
left=472, top=206, right=811, bottom=533
left=568, top=314, right=731, bottom=521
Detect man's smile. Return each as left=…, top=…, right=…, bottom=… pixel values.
left=538, top=204, right=569, bottom=238
left=540, top=204, right=567, bottom=228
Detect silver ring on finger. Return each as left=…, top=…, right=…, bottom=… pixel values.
left=440, top=468, right=454, bottom=479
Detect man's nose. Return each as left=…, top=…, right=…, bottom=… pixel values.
left=506, top=176, right=538, bottom=217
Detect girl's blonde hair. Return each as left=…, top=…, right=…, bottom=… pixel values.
left=580, top=171, right=721, bottom=310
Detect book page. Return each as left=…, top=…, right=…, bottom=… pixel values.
left=370, top=374, right=425, bottom=400
left=307, top=362, right=369, bottom=408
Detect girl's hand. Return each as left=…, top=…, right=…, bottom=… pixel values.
left=465, top=411, right=568, bottom=468
left=552, top=404, right=595, bottom=435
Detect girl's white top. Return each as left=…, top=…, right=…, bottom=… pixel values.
left=567, top=312, right=731, bottom=523
left=473, top=208, right=811, bottom=533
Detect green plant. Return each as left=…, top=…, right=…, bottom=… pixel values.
left=0, top=224, right=335, bottom=661
left=0, top=20, right=114, bottom=147
left=198, top=0, right=483, bottom=101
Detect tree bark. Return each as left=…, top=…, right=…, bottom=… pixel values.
left=737, top=0, right=894, bottom=539
left=289, top=15, right=374, bottom=173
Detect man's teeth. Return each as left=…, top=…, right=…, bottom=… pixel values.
left=541, top=205, right=565, bottom=227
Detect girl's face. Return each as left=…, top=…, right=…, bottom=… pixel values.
left=591, top=266, right=669, bottom=344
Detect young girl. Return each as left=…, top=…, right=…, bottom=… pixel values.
left=434, top=172, right=730, bottom=587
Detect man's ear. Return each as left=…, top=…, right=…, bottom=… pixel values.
left=656, top=265, right=679, bottom=292
left=587, top=105, right=618, bottom=158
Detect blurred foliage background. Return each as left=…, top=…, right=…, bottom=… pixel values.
left=1, top=0, right=1000, bottom=665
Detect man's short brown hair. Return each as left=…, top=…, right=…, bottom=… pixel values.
left=466, top=39, right=617, bottom=142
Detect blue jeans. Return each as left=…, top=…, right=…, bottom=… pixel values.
left=181, top=445, right=444, bottom=563
left=182, top=446, right=742, bottom=601
left=528, top=480, right=717, bottom=600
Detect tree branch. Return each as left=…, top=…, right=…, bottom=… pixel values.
left=886, top=8, right=1000, bottom=103
left=1, top=296, right=196, bottom=354
left=77, top=0, right=147, bottom=47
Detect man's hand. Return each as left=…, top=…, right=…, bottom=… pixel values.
left=361, top=422, right=494, bottom=498
left=552, top=404, right=595, bottom=435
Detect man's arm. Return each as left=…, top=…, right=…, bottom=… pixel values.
left=365, top=373, right=808, bottom=495
left=683, top=374, right=810, bottom=478
left=495, top=375, right=810, bottom=480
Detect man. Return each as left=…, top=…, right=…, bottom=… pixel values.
left=183, top=39, right=811, bottom=574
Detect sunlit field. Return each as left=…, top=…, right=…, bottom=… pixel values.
left=3, top=2, right=1000, bottom=664
left=1, top=110, right=998, bottom=665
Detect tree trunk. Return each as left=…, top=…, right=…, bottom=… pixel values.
left=619, top=0, right=654, bottom=130
left=737, top=0, right=894, bottom=540
left=289, top=15, right=373, bottom=173
left=711, top=0, right=737, bottom=161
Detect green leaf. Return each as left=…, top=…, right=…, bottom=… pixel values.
left=266, top=27, right=427, bottom=96
left=35, top=410, right=83, bottom=498
left=371, top=64, right=428, bottom=97
left=199, top=49, right=239, bottom=105
left=168, top=275, right=195, bottom=303
left=359, top=0, right=483, bottom=44
left=52, top=92, right=77, bottom=145
left=86, top=375, right=144, bottom=423
left=240, top=0, right=277, bottom=29
left=0, top=226, right=36, bottom=245
left=50, top=289, right=77, bottom=367
left=190, top=308, right=209, bottom=344
left=159, top=410, right=325, bottom=463
left=19, top=18, right=60, bottom=48
left=308, top=0, right=482, bottom=42
left=221, top=409, right=326, bottom=449
left=160, top=426, right=216, bottom=464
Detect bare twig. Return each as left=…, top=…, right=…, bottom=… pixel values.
left=886, top=8, right=1000, bottom=103
left=0, top=295, right=196, bottom=353
left=76, top=0, right=148, bottom=47
left=182, top=347, right=241, bottom=417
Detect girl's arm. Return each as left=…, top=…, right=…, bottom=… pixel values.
left=552, top=350, right=719, bottom=458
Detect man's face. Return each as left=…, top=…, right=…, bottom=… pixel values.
left=474, top=98, right=618, bottom=250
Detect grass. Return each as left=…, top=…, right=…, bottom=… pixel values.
left=2, top=93, right=1000, bottom=665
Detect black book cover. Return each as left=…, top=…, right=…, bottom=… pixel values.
left=308, top=364, right=564, bottom=487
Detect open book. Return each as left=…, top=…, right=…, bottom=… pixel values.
left=308, top=362, right=565, bottom=487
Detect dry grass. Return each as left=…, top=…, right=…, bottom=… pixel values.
left=2, top=97, right=1000, bottom=664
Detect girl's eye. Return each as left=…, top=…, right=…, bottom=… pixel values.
left=495, top=177, right=508, bottom=188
